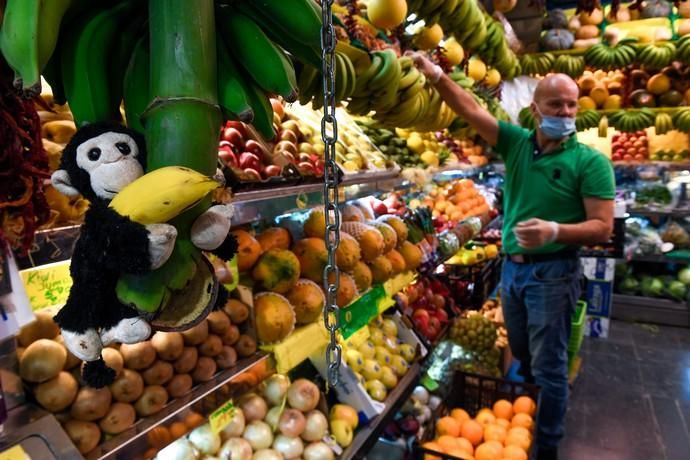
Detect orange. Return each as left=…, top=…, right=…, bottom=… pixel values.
left=493, top=399, right=514, bottom=420
left=445, top=448, right=475, bottom=460
left=461, top=419, right=484, bottom=446
left=437, top=416, right=462, bottom=437
left=512, top=396, right=536, bottom=417
left=505, top=429, right=531, bottom=452
left=484, top=424, right=507, bottom=444
left=475, top=408, right=497, bottom=426
left=511, top=413, right=534, bottom=432
left=508, top=426, right=531, bottom=440
left=475, top=441, right=504, bottom=460
left=495, top=418, right=511, bottom=430
left=455, top=437, right=475, bottom=455
left=502, top=445, right=528, bottom=460
left=437, top=435, right=463, bottom=452
left=422, top=441, right=445, bottom=460
left=451, top=408, right=471, bottom=426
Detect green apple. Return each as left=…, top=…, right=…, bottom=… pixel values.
left=390, top=355, right=409, bottom=376
left=358, top=341, right=376, bottom=360
left=365, top=379, right=388, bottom=401
left=329, top=404, right=359, bottom=429
left=399, top=343, right=416, bottom=362
left=361, top=359, right=382, bottom=381
left=380, top=366, right=398, bottom=389
left=374, top=346, right=392, bottom=366
left=370, top=316, right=384, bottom=328
left=330, top=419, right=353, bottom=447
left=383, top=336, right=400, bottom=355
left=381, top=319, right=398, bottom=338
left=345, top=349, right=364, bottom=372
left=369, top=328, right=385, bottom=346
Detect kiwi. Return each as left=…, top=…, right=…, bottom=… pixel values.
left=99, top=402, right=136, bottom=434
left=192, top=357, right=217, bottom=383
left=16, top=347, right=25, bottom=361
left=166, top=374, right=193, bottom=398
left=63, top=420, right=101, bottom=455
left=17, top=311, right=59, bottom=347
left=235, top=335, right=257, bottom=358
left=100, top=348, right=124, bottom=377
left=223, top=299, right=249, bottom=324
left=199, top=334, right=223, bottom=357
left=34, top=371, right=78, bottom=412
left=221, top=324, right=240, bottom=346
left=142, top=360, right=174, bottom=386
left=181, top=321, right=209, bottom=346
left=215, top=346, right=238, bottom=369
left=119, top=341, right=156, bottom=370
left=20, top=339, right=67, bottom=383
left=70, top=387, right=112, bottom=421
left=151, top=331, right=185, bottom=361
left=54, top=335, right=81, bottom=370
left=173, top=347, right=198, bottom=374
left=207, top=311, right=231, bottom=335
left=134, top=385, right=169, bottom=417
left=109, top=369, right=145, bottom=403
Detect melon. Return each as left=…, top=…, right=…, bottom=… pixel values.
left=231, top=229, right=262, bottom=272
left=341, top=203, right=365, bottom=222
left=256, top=227, right=291, bottom=251
left=287, top=279, right=326, bottom=324
left=252, top=248, right=301, bottom=294
left=386, top=249, right=406, bottom=274
left=399, top=241, right=423, bottom=271
left=336, top=233, right=362, bottom=271
left=341, top=222, right=385, bottom=262
left=328, top=272, right=359, bottom=307
left=350, top=261, right=373, bottom=293
left=292, top=238, right=329, bottom=282
left=367, top=0, right=407, bottom=30
left=254, top=293, right=296, bottom=343
left=304, top=208, right=326, bottom=239
left=369, top=256, right=393, bottom=283
left=377, top=215, right=408, bottom=245
left=443, top=37, right=464, bottom=66
left=353, top=202, right=375, bottom=220
left=415, top=24, right=443, bottom=50
left=370, top=221, right=397, bottom=253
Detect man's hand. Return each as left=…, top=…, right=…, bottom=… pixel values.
left=513, top=219, right=559, bottom=249
left=406, top=51, right=441, bottom=82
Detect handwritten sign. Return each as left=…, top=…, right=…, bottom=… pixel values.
left=209, top=399, right=236, bottom=434
left=19, top=260, right=72, bottom=311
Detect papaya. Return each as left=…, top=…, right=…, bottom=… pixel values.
left=386, top=249, right=406, bottom=274
left=303, top=208, right=326, bottom=239
left=252, top=249, right=301, bottom=294
left=350, top=261, right=373, bottom=293
left=399, top=241, right=423, bottom=271
left=341, top=203, right=365, bottom=222
left=292, top=238, right=329, bottom=282
left=336, top=233, right=362, bottom=271
left=287, top=279, right=326, bottom=324
left=370, top=221, right=397, bottom=253
left=341, top=222, right=385, bottom=262
left=327, top=272, right=358, bottom=307
left=369, top=256, right=393, bottom=283
left=231, top=229, right=262, bottom=272
left=377, top=215, right=408, bottom=245
left=254, top=293, right=296, bottom=343
left=256, top=227, right=291, bottom=251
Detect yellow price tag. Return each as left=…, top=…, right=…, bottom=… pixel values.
left=209, top=400, right=236, bottom=434
left=20, top=260, right=72, bottom=311
left=0, top=445, right=31, bottom=460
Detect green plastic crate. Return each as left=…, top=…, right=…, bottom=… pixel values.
left=568, top=300, right=587, bottom=364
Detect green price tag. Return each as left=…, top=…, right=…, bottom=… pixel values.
left=338, top=285, right=385, bottom=339
left=209, top=399, right=235, bottom=434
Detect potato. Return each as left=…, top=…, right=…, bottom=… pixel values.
left=17, top=311, right=59, bottom=347
left=101, top=347, right=124, bottom=377
left=119, top=341, right=156, bottom=370
left=20, top=339, right=67, bottom=382
left=192, top=356, right=217, bottom=383
left=99, top=402, right=136, bottom=434
left=199, top=334, right=223, bottom=357
left=166, top=374, right=193, bottom=398
left=151, top=331, right=184, bottom=361
left=70, top=386, right=112, bottom=421
left=34, top=371, right=78, bottom=412
left=16, top=346, right=25, bottom=361
left=221, top=324, right=240, bottom=346
left=147, top=426, right=172, bottom=449
left=54, top=335, right=81, bottom=370
left=235, top=335, right=257, bottom=358
left=182, top=320, right=209, bottom=346
left=142, top=360, right=174, bottom=386
left=173, top=347, right=198, bottom=374
left=63, top=420, right=101, bottom=455
left=223, top=299, right=249, bottom=324
left=185, top=412, right=205, bottom=430
left=207, top=311, right=231, bottom=335
left=215, top=346, right=237, bottom=370
left=134, top=385, right=168, bottom=417
left=110, top=369, right=144, bottom=403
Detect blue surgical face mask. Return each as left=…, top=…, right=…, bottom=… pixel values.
left=534, top=106, right=576, bottom=140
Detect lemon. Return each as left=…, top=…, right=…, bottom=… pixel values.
left=420, top=151, right=439, bottom=167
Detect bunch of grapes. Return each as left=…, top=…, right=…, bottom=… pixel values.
left=449, top=314, right=498, bottom=352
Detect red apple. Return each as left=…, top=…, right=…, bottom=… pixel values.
left=298, top=161, right=315, bottom=174
left=623, top=154, right=634, bottom=161
left=298, top=152, right=312, bottom=163
left=239, top=152, right=261, bottom=170
left=280, top=151, right=297, bottom=164
left=244, top=139, right=265, bottom=157
left=225, top=120, right=246, bottom=135
left=612, top=153, right=622, bottom=161
left=634, top=154, right=645, bottom=161
left=222, top=127, right=244, bottom=149
left=243, top=168, right=262, bottom=181
left=263, top=165, right=282, bottom=178
left=270, top=98, right=284, bottom=120
left=280, top=129, right=298, bottom=144
left=314, top=159, right=325, bottom=176
left=219, top=150, right=238, bottom=168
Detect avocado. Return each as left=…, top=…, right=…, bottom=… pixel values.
left=630, top=89, right=656, bottom=108
left=659, top=90, right=684, bottom=107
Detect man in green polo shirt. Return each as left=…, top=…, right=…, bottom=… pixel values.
left=411, top=53, right=615, bottom=460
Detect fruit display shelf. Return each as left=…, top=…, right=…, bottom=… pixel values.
left=628, top=253, right=690, bottom=264
left=339, top=361, right=421, bottom=460
left=612, top=293, right=690, bottom=327
left=627, top=207, right=690, bottom=218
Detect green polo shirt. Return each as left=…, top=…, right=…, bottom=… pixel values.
left=495, top=121, right=615, bottom=255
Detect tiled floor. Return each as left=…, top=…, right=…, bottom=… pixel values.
left=561, top=320, right=690, bottom=460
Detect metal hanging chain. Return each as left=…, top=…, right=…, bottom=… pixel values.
left=320, top=0, right=341, bottom=388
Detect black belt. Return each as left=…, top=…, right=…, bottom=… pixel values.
left=507, top=249, right=579, bottom=264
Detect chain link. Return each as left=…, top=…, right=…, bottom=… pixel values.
left=320, top=0, right=341, bottom=388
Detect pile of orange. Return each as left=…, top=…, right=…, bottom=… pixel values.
left=421, top=395, right=537, bottom=460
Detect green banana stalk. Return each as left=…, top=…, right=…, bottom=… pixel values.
left=123, top=36, right=150, bottom=133
left=0, top=0, right=41, bottom=90
left=216, top=34, right=255, bottom=123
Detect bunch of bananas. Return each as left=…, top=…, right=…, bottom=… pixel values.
left=407, top=0, right=519, bottom=80
left=608, top=109, right=656, bottom=132
left=348, top=49, right=402, bottom=115
left=296, top=52, right=357, bottom=109
left=637, top=42, right=676, bottom=70
left=655, top=112, right=674, bottom=135
left=584, top=39, right=637, bottom=70
left=575, top=109, right=602, bottom=131
left=552, top=54, right=586, bottom=78
left=671, top=110, right=690, bottom=133
left=675, top=35, right=690, bottom=66
left=449, top=69, right=475, bottom=89
left=519, top=53, right=555, bottom=76
left=518, top=107, right=536, bottom=130
left=598, top=115, right=609, bottom=138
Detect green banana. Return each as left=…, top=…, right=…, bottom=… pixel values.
left=36, top=0, right=73, bottom=71
left=0, top=0, right=41, bottom=89
left=297, top=64, right=321, bottom=106
left=216, top=35, right=254, bottom=123
left=244, top=78, right=276, bottom=140
left=217, top=7, right=298, bottom=102
left=123, top=36, right=150, bottom=133
left=111, top=11, right=147, bottom=116
left=248, top=0, right=321, bottom=49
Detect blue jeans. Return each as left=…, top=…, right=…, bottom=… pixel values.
left=501, top=257, right=582, bottom=450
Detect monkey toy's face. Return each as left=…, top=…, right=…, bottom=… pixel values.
left=76, top=132, right=143, bottom=200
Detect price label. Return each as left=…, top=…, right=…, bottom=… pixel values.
left=209, top=400, right=235, bottom=434
left=19, top=260, right=72, bottom=311
left=338, top=285, right=384, bottom=339
left=0, top=445, right=31, bottom=460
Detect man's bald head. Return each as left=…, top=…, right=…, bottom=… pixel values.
left=531, top=73, right=579, bottom=121
left=534, top=74, right=579, bottom=102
